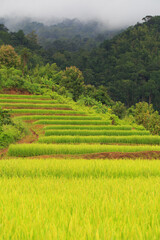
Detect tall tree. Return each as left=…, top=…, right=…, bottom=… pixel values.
left=0, top=45, right=21, bottom=68
left=61, top=66, right=84, bottom=100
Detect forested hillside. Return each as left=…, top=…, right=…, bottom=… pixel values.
left=58, top=16, right=160, bottom=111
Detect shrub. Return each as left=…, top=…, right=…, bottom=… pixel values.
left=0, top=66, right=23, bottom=90
left=0, top=108, right=12, bottom=125
left=77, top=95, right=97, bottom=106
left=60, top=66, right=85, bottom=101
left=133, top=102, right=160, bottom=135
left=0, top=125, right=20, bottom=147
left=112, top=101, right=126, bottom=119
left=0, top=108, right=27, bottom=148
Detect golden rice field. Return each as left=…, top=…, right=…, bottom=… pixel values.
left=1, top=94, right=160, bottom=239
left=0, top=159, right=160, bottom=240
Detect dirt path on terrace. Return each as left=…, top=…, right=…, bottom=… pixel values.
left=18, top=128, right=39, bottom=144
left=0, top=148, right=8, bottom=159
left=0, top=89, right=30, bottom=95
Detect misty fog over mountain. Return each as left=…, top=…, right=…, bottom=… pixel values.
left=0, top=0, right=160, bottom=29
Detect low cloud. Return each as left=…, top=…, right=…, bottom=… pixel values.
left=1, top=0, right=160, bottom=28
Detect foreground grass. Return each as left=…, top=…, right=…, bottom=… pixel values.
left=8, top=143, right=160, bottom=157
left=0, top=159, right=160, bottom=239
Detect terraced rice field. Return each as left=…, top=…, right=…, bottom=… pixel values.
left=1, top=94, right=160, bottom=239
left=0, top=93, right=160, bottom=158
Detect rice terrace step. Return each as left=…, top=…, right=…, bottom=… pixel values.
left=0, top=93, right=159, bottom=158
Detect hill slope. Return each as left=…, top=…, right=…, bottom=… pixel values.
left=0, top=93, right=160, bottom=159
left=57, top=16, right=160, bottom=111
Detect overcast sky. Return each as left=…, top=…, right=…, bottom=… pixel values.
left=0, top=0, right=160, bottom=28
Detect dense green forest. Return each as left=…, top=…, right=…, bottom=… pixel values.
left=46, top=16, right=160, bottom=111
left=3, top=16, right=158, bottom=111
left=0, top=16, right=159, bottom=116
left=87, top=16, right=160, bottom=111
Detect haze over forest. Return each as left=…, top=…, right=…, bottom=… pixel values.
left=0, top=0, right=160, bottom=29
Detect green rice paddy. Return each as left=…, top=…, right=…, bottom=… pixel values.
left=0, top=94, right=51, bottom=99
left=10, top=109, right=86, bottom=115
left=8, top=143, right=160, bottom=157
left=43, top=125, right=133, bottom=130
left=0, top=103, right=72, bottom=109
left=38, top=135, right=160, bottom=144
left=15, top=115, right=102, bottom=120
left=44, top=129, right=150, bottom=136
left=0, top=98, right=59, bottom=104
left=34, top=120, right=111, bottom=125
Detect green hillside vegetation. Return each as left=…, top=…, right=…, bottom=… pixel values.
left=0, top=108, right=27, bottom=148
left=58, top=16, right=160, bottom=112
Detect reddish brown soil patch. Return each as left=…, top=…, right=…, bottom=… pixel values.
left=32, top=124, right=45, bottom=136
left=0, top=148, right=8, bottom=159
left=0, top=89, right=30, bottom=95
left=24, top=120, right=36, bottom=123
left=0, top=89, right=50, bottom=100
left=18, top=128, right=39, bottom=144
left=81, top=151, right=160, bottom=159
left=22, top=151, right=160, bottom=160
